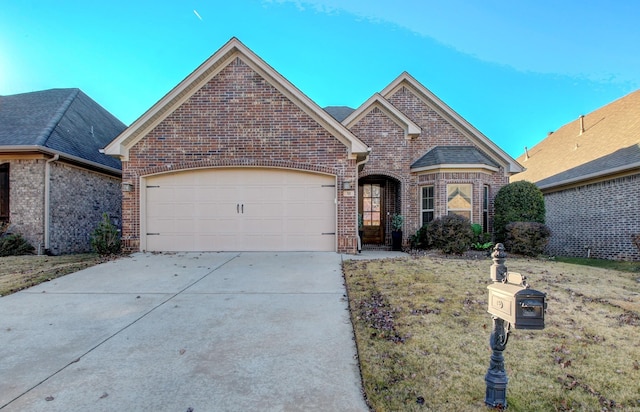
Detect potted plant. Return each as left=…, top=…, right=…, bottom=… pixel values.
left=358, top=213, right=364, bottom=241
left=391, top=214, right=404, bottom=251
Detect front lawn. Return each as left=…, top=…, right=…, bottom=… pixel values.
left=343, top=254, right=640, bottom=411
left=0, top=254, right=107, bottom=296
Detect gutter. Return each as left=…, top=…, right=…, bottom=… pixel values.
left=44, top=154, right=59, bottom=251
left=537, top=161, right=640, bottom=191
left=0, top=145, right=121, bottom=177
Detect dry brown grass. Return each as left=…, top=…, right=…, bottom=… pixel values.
left=0, top=254, right=107, bottom=296
left=343, top=254, right=640, bottom=411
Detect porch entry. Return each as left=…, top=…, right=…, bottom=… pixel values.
left=360, top=183, right=384, bottom=244
left=358, top=176, right=401, bottom=247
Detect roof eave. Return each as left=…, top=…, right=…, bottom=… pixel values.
left=410, top=163, right=500, bottom=173
left=382, top=72, right=524, bottom=174
left=0, top=145, right=122, bottom=176
left=537, top=161, right=640, bottom=191
left=344, top=93, right=421, bottom=139
left=104, top=37, right=369, bottom=160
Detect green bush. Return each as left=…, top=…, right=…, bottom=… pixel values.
left=426, top=215, right=474, bottom=255
left=494, top=181, right=545, bottom=243
left=0, top=233, right=35, bottom=256
left=469, top=223, right=492, bottom=250
left=91, top=213, right=121, bottom=256
left=504, top=221, right=551, bottom=256
left=410, top=225, right=431, bottom=250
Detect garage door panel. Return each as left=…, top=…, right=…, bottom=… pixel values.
left=145, top=168, right=335, bottom=252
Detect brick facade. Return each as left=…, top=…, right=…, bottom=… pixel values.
left=544, top=173, right=640, bottom=261
left=5, top=158, right=121, bottom=255
left=49, top=162, right=121, bottom=255
left=7, top=159, right=45, bottom=251
left=110, top=40, right=519, bottom=254
left=121, top=57, right=357, bottom=253
left=348, top=85, right=510, bottom=246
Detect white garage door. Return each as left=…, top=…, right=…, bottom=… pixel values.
left=143, top=168, right=336, bottom=252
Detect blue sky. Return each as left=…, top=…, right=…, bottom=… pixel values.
left=1, top=0, right=638, bottom=158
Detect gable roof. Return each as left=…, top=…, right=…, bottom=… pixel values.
left=0, top=88, right=124, bottom=174
left=511, top=89, right=640, bottom=189
left=343, top=93, right=421, bottom=139
left=324, top=106, right=355, bottom=122
left=411, top=146, right=500, bottom=172
left=105, top=37, right=369, bottom=160
left=381, top=72, right=524, bottom=175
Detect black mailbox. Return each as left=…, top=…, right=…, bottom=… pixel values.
left=487, top=273, right=546, bottom=330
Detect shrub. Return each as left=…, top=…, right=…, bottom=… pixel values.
left=494, top=181, right=545, bottom=243
left=91, top=213, right=121, bottom=256
left=410, top=225, right=431, bottom=250
left=504, top=221, right=551, bottom=256
left=426, top=215, right=474, bottom=255
left=0, top=233, right=35, bottom=256
left=469, top=223, right=492, bottom=250
left=391, top=214, right=404, bottom=231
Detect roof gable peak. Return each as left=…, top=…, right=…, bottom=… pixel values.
left=343, top=93, right=421, bottom=138
left=104, top=37, right=368, bottom=160
left=381, top=72, right=523, bottom=174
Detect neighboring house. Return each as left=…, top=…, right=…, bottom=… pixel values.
left=105, top=37, right=522, bottom=254
left=511, top=90, right=640, bottom=261
left=0, top=89, right=125, bottom=255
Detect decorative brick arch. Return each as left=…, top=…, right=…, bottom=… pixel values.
left=136, top=159, right=337, bottom=179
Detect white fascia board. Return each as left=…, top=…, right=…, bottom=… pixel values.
left=382, top=72, right=524, bottom=174
left=344, top=93, right=421, bottom=139
left=104, top=37, right=369, bottom=160
left=0, top=145, right=122, bottom=176
left=410, top=163, right=500, bottom=174
left=537, top=161, right=640, bottom=190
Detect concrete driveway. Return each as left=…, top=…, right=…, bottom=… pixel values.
left=0, top=252, right=369, bottom=411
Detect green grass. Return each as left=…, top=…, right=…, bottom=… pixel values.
left=554, top=256, right=640, bottom=273
left=343, top=255, right=640, bottom=411
left=0, top=254, right=107, bottom=296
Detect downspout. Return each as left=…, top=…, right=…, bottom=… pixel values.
left=44, top=154, right=59, bottom=252
left=355, top=150, right=371, bottom=252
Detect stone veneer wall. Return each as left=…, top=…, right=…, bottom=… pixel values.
left=49, top=162, right=122, bottom=255
left=544, top=173, right=640, bottom=261
left=7, top=159, right=46, bottom=251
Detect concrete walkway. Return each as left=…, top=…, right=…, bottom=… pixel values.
left=0, top=252, right=375, bottom=411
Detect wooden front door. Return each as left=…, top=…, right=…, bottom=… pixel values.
left=360, top=183, right=384, bottom=244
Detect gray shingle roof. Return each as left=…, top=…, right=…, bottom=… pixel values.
left=536, top=143, right=640, bottom=188
left=0, top=88, right=125, bottom=171
left=512, top=89, right=640, bottom=186
left=324, top=106, right=355, bottom=122
left=411, top=146, right=500, bottom=169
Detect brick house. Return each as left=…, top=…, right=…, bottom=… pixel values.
left=0, top=89, right=125, bottom=254
left=105, top=38, right=522, bottom=254
left=511, top=90, right=640, bottom=261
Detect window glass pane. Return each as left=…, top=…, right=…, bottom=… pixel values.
left=371, top=212, right=380, bottom=225
left=447, top=184, right=472, bottom=210
left=363, top=198, right=371, bottom=211
left=420, top=185, right=435, bottom=226
left=363, top=184, right=371, bottom=197
left=372, top=185, right=380, bottom=197
left=372, top=198, right=380, bottom=212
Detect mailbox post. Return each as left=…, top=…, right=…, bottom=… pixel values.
left=485, top=243, right=547, bottom=409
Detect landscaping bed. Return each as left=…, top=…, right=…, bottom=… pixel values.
left=343, top=254, right=640, bottom=411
